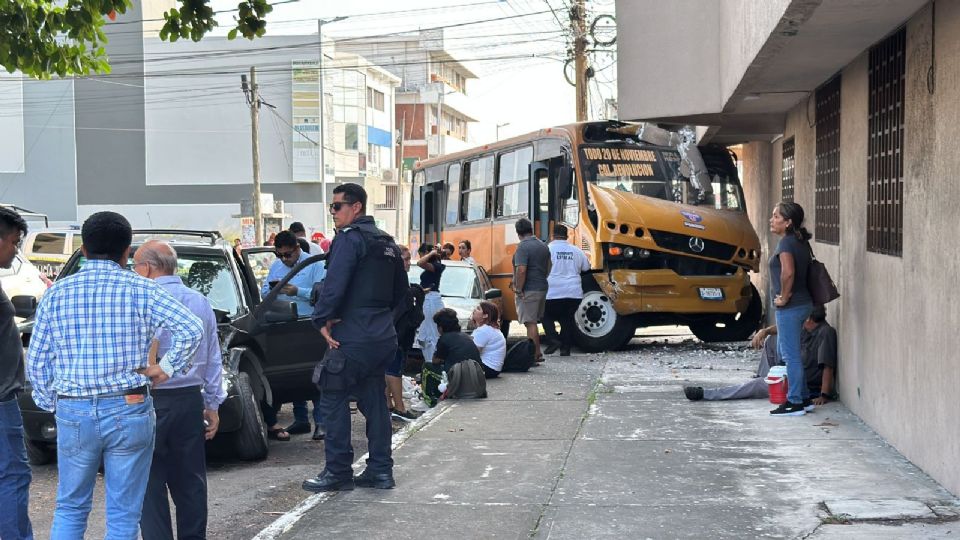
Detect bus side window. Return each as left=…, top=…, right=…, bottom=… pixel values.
left=461, top=155, right=494, bottom=222
left=496, top=146, right=532, bottom=217
left=445, top=163, right=461, bottom=225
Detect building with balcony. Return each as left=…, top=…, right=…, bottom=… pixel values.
left=336, top=29, right=480, bottom=168
left=617, top=0, right=959, bottom=496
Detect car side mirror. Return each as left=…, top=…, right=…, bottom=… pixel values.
left=263, top=301, right=298, bottom=323
left=12, top=296, right=37, bottom=319
left=483, top=288, right=502, bottom=300
left=213, top=308, right=230, bottom=324
left=558, top=165, right=574, bottom=200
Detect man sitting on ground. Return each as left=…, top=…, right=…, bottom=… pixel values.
left=432, top=308, right=482, bottom=373
left=684, top=305, right=837, bottom=405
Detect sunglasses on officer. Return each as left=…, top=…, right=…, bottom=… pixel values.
left=275, top=248, right=298, bottom=260
left=328, top=200, right=359, bottom=214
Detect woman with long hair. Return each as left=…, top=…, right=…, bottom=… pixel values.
left=768, top=201, right=815, bottom=416
left=415, top=243, right=445, bottom=365
left=471, top=301, right=507, bottom=378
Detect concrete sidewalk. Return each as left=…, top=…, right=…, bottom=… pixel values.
left=267, top=338, right=959, bottom=539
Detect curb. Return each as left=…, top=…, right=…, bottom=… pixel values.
left=252, top=402, right=454, bottom=540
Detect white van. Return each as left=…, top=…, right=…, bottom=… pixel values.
left=0, top=253, right=49, bottom=302
left=22, top=227, right=81, bottom=279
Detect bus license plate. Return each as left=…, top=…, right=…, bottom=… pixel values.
left=698, top=287, right=724, bottom=301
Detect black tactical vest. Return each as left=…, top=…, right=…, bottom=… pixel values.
left=351, top=227, right=402, bottom=308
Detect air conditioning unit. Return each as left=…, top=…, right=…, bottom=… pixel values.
left=382, top=169, right=395, bottom=182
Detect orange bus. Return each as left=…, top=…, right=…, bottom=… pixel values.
left=409, top=120, right=762, bottom=351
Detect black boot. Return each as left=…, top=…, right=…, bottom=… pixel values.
left=683, top=386, right=704, bottom=401
left=302, top=471, right=354, bottom=492
left=354, top=470, right=396, bottom=489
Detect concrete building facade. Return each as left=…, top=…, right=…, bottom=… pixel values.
left=617, top=0, right=958, bottom=496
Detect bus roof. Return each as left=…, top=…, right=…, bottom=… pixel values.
left=413, top=120, right=682, bottom=171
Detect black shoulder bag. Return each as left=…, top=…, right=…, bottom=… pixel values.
left=807, top=243, right=840, bottom=306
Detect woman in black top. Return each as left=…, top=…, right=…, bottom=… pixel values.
left=415, top=243, right=445, bottom=366
left=768, top=201, right=814, bottom=416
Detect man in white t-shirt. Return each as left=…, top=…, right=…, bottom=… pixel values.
left=543, top=224, right=590, bottom=356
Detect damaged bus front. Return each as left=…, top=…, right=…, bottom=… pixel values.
left=573, top=122, right=762, bottom=350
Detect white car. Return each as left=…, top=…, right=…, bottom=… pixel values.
left=408, top=260, right=502, bottom=334
left=0, top=253, right=49, bottom=303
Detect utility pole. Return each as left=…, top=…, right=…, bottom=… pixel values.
left=317, top=16, right=348, bottom=236
left=242, top=67, right=264, bottom=245
left=572, top=0, right=589, bottom=122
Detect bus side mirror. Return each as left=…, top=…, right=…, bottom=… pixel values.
left=558, top=166, right=574, bottom=199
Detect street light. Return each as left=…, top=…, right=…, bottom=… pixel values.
left=318, top=15, right=349, bottom=236
left=496, top=122, right=511, bottom=141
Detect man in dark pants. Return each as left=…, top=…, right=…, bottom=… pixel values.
left=303, top=183, right=407, bottom=492
left=0, top=207, right=32, bottom=540
left=543, top=224, right=590, bottom=356
left=134, top=240, right=226, bottom=540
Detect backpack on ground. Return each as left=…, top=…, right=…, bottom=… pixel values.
left=502, top=339, right=536, bottom=372
left=445, top=359, right=487, bottom=399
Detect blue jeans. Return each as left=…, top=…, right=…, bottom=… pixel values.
left=775, top=303, right=813, bottom=404
left=292, top=400, right=323, bottom=425
left=0, top=397, right=33, bottom=540
left=51, top=395, right=156, bottom=540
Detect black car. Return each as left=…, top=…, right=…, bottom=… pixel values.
left=18, top=230, right=327, bottom=464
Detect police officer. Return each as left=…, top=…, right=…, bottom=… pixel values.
left=303, top=183, right=407, bottom=492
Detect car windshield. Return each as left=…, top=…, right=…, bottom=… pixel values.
left=579, top=144, right=745, bottom=210
left=408, top=264, right=479, bottom=299
left=68, top=252, right=242, bottom=317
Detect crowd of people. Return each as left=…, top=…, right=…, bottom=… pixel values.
left=0, top=188, right=841, bottom=539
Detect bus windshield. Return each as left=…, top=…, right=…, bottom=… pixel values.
left=579, top=144, right=745, bottom=210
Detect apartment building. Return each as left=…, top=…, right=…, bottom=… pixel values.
left=617, top=0, right=958, bottom=496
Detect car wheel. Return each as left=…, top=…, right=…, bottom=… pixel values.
left=229, top=372, right=269, bottom=461
left=689, top=283, right=763, bottom=342
left=25, top=438, right=55, bottom=466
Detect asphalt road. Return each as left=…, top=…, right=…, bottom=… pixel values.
left=26, top=404, right=387, bottom=539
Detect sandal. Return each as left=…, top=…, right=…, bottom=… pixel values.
left=267, top=427, right=290, bottom=441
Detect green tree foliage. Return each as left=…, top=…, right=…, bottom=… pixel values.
left=0, top=0, right=272, bottom=79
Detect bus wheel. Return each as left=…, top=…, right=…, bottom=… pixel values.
left=572, top=288, right=636, bottom=352
left=689, top=284, right=763, bottom=342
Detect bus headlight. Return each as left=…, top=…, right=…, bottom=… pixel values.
left=638, top=249, right=651, bottom=258
left=623, top=247, right=636, bottom=258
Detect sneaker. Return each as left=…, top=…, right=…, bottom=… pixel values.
left=803, top=399, right=815, bottom=413
left=683, top=386, right=704, bottom=401
left=391, top=408, right=419, bottom=422
left=770, top=401, right=806, bottom=416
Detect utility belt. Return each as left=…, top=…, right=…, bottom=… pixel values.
left=57, top=385, right=149, bottom=400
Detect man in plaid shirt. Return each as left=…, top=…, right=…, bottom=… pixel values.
left=27, top=212, right=203, bottom=539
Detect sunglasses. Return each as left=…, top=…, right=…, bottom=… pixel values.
left=275, top=250, right=298, bottom=260
left=328, top=201, right=356, bottom=214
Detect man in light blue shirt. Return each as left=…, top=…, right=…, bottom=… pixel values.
left=261, top=230, right=325, bottom=318
left=133, top=240, right=226, bottom=540
left=260, top=230, right=327, bottom=440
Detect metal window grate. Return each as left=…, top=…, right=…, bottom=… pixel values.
left=781, top=137, right=795, bottom=202
left=815, top=75, right=842, bottom=245
left=867, top=27, right=905, bottom=256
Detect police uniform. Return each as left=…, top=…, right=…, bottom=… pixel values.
left=305, top=215, right=407, bottom=491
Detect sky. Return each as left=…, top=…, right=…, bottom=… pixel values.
left=208, top=0, right=617, bottom=144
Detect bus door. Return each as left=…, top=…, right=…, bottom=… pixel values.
left=529, top=157, right=567, bottom=242
left=420, top=182, right=444, bottom=246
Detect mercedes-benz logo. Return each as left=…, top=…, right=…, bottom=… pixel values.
left=688, top=236, right=705, bottom=253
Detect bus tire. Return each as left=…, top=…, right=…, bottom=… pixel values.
left=689, top=283, right=763, bottom=343
left=572, top=278, right=636, bottom=352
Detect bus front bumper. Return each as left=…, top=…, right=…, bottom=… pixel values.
left=595, top=269, right=752, bottom=315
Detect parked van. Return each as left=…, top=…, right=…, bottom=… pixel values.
left=0, top=253, right=49, bottom=303
left=22, top=226, right=81, bottom=279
